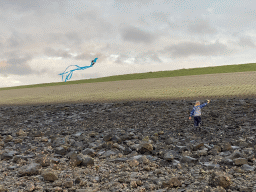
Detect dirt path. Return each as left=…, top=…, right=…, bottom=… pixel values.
left=0, top=71, right=255, bottom=106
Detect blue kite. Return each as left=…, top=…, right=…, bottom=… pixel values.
left=59, top=58, right=98, bottom=82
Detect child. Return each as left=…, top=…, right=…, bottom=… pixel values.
left=189, top=99, right=210, bottom=131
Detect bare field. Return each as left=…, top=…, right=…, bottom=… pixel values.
left=0, top=71, right=256, bottom=106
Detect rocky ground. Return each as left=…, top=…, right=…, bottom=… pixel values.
left=0, top=98, right=256, bottom=192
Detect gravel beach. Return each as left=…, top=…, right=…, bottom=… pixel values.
left=0, top=98, right=256, bottom=191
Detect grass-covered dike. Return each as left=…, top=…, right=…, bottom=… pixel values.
left=1, top=63, right=256, bottom=91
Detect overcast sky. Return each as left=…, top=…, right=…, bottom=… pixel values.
left=0, top=0, right=256, bottom=88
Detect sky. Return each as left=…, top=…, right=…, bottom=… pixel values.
left=0, top=0, right=256, bottom=88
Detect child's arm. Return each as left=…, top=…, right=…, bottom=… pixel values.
left=200, top=101, right=210, bottom=108
left=189, top=108, right=195, bottom=118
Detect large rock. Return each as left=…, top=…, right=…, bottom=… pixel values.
left=165, top=137, right=178, bottom=145
left=81, top=155, right=94, bottom=166
left=193, top=143, right=204, bottom=151
left=221, top=143, right=232, bottom=151
left=162, top=177, right=182, bottom=188
left=35, top=155, right=51, bottom=167
left=230, top=151, right=243, bottom=159
left=63, top=180, right=73, bottom=188
left=102, top=150, right=117, bottom=157
left=42, top=169, right=58, bottom=181
left=163, top=150, right=177, bottom=161
left=1, top=150, right=18, bottom=160
left=18, top=163, right=41, bottom=176
left=138, top=143, right=153, bottom=154
left=209, top=172, right=231, bottom=189
left=70, top=153, right=83, bottom=166
left=17, top=129, right=27, bottom=137
left=241, top=164, right=255, bottom=172
left=4, top=135, right=13, bottom=143
left=202, top=162, right=220, bottom=170
left=82, top=148, right=96, bottom=157
left=0, top=185, right=8, bottom=192
left=233, top=158, right=247, bottom=165
left=55, top=146, right=67, bottom=155
left=103, top=134, right=113, bottom=141
left=180, top=156, right=197, bottom=164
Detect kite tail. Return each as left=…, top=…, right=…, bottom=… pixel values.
left=64, top=71, right=73, bottom=82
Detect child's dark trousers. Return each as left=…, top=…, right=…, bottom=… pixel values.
left=194, top=116, right=201, bottom=127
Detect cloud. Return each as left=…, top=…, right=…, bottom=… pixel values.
left=238, top=37, right=256, bottom=48
left=44, top=48, right=72, bottom=59
left=0, top=61, right=8, bottom=68
left=114, top=0, right=154, bottom=7
left=162, top=41, right=230, bottom=57
left=0, top=51, right=38, bottom=75
left=121, top=26, right=156, bottom=44
left=187, top=20, right=217, bottom=34
left=135, top=51, right=162, bottom=64
left=0, top=0, right=67, bottom=13
left=114, top=54, right=130, bottom=64
left=75, top=52, right=92, bottom=60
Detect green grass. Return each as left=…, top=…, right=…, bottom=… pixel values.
left=1, top=62, right=256, bottom=91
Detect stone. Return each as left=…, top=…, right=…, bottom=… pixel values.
left=74, top=177, right=81, bottom=184
left=41, top=137, right=48, bottom=142
left=128, top=159, right=139, bottom=167
left=81, top=155, right=94, bottom=166
left=230, top=151, right=243, bottom=159
left=233, top=158, right=247, bottom=165
left=112, top=135, right=122, bottom=143
left=17, top=129, right=27, bottom=137
left=63, top=180, right=73, bottom=188
left=103, top=134, right=112, bottom=141
left=141, top=155, right=150, bottom=164
left=165, top=137, right=177, bottom=145
left=221, top=143, right=232, bottom=151
left=241, top=164, right=255, bottom=172
left=1, top=150, right=18, bottom=160
left=33, top=131, right=44, bottom=137
left=193, top=143, right=204, bottom=151
left=180, top=156, right=197, bottom=164
left=4, top=135, right=13, bottom=142
left=102, top=150, right=116, bottom=157
left=35, top=155, right=51, bottom=167
left=42, top=169, right=58, bottom=181
left=175, top=145, right=189, bottom=153
left=82, top=148, right=95, bottom=157
left=194, top=149, right=208, bottom=157
left=13, top=138, right=23, bottom=144
left=163, top=151, right=175, bottom=161
left=55, top=146, right=67, bottom=155
left=26, top=183, right=35, bottom=192
left=89, top=131, right=97, bottom=137
left=220, top=158, right=233, bottom=165
left=18, top=163, right=41, bottom=176
left=202, top=162, right=220, bottom=170
left=70, top=153, right=83, bottom=166
left=0, top=185, right=7, bottom=192
left=130, top=180, right=137, bottom=188
left=123, top=147, right=132, bottom=155
left=162, top=177, right=182, bottom=188
left=172, top=160, right=181, bottom=168
left=209, top=172, right=231, bottom=189
left=138, top=143, right=153, bottom=154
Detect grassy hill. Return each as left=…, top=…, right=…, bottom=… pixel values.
left=1, top=62, right=256, bottom=91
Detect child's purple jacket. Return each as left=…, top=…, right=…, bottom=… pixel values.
left=190, top=102, right=208, bottom=117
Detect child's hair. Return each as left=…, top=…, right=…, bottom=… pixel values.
left=195, top=100, right=200, bottom=106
